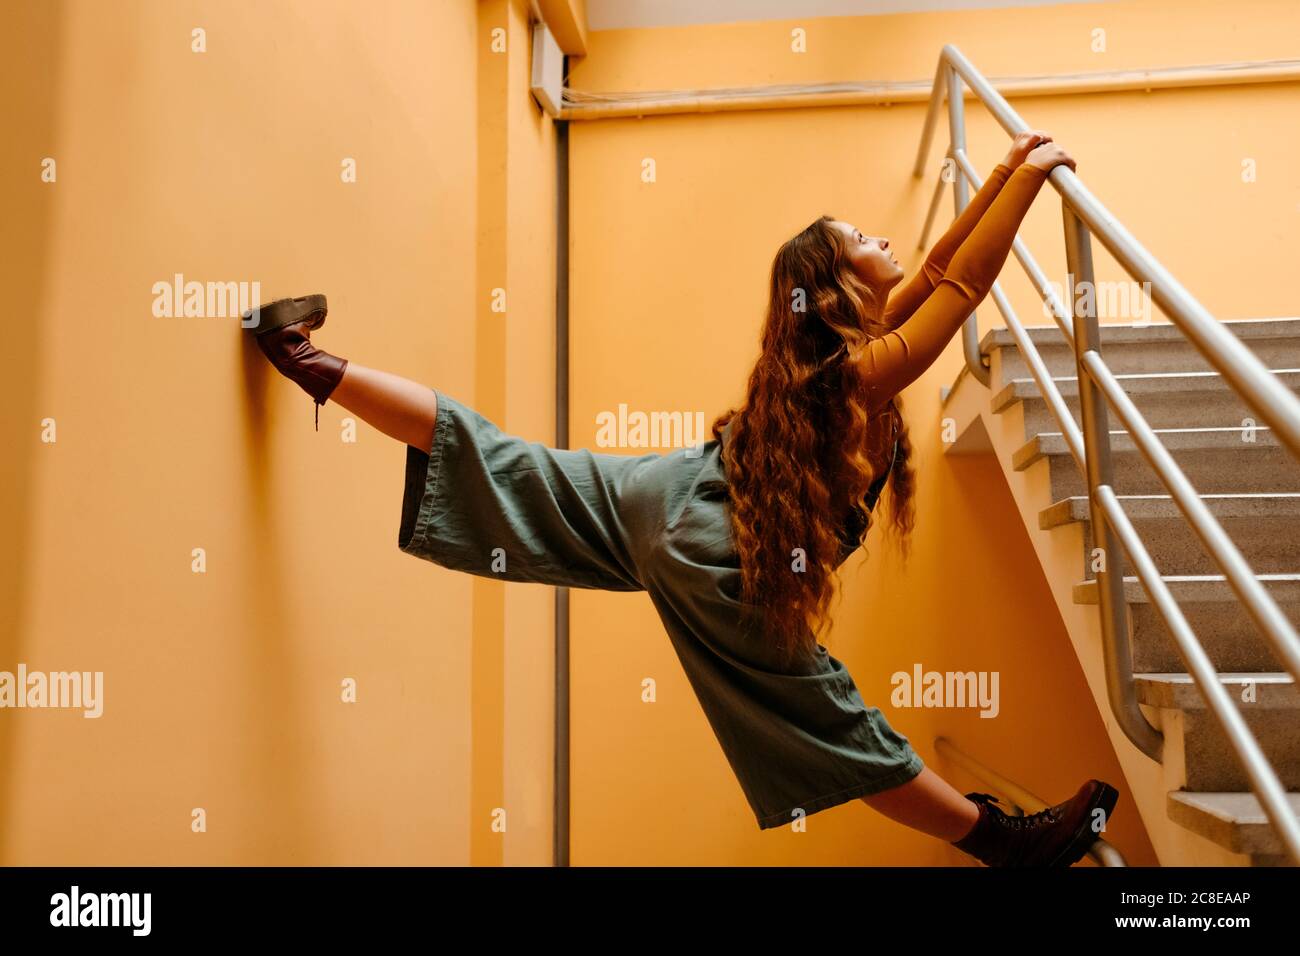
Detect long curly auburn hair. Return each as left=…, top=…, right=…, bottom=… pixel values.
left=710, top=214, right=917, bottom=669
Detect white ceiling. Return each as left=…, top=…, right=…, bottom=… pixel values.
left=586, top=0, right=1105, bottom=30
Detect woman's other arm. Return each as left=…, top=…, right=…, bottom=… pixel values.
left=882, top=130, right=1054, bottom=330
left=881, top=163, right=1013, bottom=329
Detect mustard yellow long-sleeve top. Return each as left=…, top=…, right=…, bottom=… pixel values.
left=854, top=161, right=1051, bottom=412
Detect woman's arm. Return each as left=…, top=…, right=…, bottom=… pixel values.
left=882, top=130, right=1054, bottom=330
left=881, top=162, right=1014, bottom=330
left=852, top=162, right=1052, bottom=412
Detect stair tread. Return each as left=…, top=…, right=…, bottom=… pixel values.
left=1008, top=369, right=1300, bottom=384
left=1038, top=425, right=1274, bottom=435
left=1170, top=790, right=1300, bottom=818
left=1013, top=425, right=1288, bottom=472
left=1135, top=672, right=1298, bottom=708
left=981, top=317, right=1300, bottom=354
left=1073, top=574, right=1300, bottom=605
left=993, top=368, right=1300, bottom=414
left=1167, top=791, right=1300, bottom=855
left=1040, top=493, right=1300, bottom=529
left=1080, top=573, right=1300, bottom=582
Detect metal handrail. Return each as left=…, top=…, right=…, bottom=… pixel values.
left=935, top=736, right=1127, bottom=866
left=916, top=44, right=1300, bottom=864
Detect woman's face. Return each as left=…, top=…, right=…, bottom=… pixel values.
left=830, top=220, right=904, bottom=289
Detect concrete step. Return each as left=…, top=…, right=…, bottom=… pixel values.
left=1041, top=493, right=1300, bottom=577
left=1166, top=790, right=1300, bottom=857
left=987, top=318, right=1300, bottom=384
left=993, top=368, right=1300, bottom=437
left=1135, top=673, right=1300, bottom=791
left=1073, top=574, right=1300, bottom=673
left=1013, top=426, right=1300, bottom=498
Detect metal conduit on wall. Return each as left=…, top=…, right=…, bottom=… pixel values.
left=558, top=59, right=1300, bottom=120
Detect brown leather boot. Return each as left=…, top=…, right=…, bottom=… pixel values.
left=950, top=779, right=1119, bottom=867
left=242, top=294, right=348, bottom=428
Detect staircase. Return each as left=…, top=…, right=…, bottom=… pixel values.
left=941, top=317, right=1300, bottom=866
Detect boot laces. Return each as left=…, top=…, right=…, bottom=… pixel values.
left=969, top=792, right=1063, bottom=830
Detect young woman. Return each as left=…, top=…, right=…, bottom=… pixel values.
left=244, top=130, right=1118, bottom=867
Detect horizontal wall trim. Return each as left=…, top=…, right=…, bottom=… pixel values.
left=587, top=0, right=1095, bottom=31
left=561, top=58, right=1300, bottom=120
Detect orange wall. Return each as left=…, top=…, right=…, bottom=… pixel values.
left=566, top=0, right=1300, bottom=864
left=0, top=0, right=484, bottom=865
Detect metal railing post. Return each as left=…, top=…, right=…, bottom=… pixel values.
left=945, top=65, right=990, bottom=386
left=1062, top=203, right=1163, bottom=759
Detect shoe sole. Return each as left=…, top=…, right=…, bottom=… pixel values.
left=1048, top=780, right=1119, bottom=867
left=242, top=294, right=328, bottom=335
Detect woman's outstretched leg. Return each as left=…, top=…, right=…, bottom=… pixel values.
left=860, top=766, right=978, bottom=842
left=245, top=294, right=438, bottom=451
left=329, top=364, right=439, bottom=452
left=862, top=767, right=1121, bottom=867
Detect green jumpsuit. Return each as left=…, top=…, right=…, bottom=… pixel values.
left=396, top=160, right=1050, bottom=830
